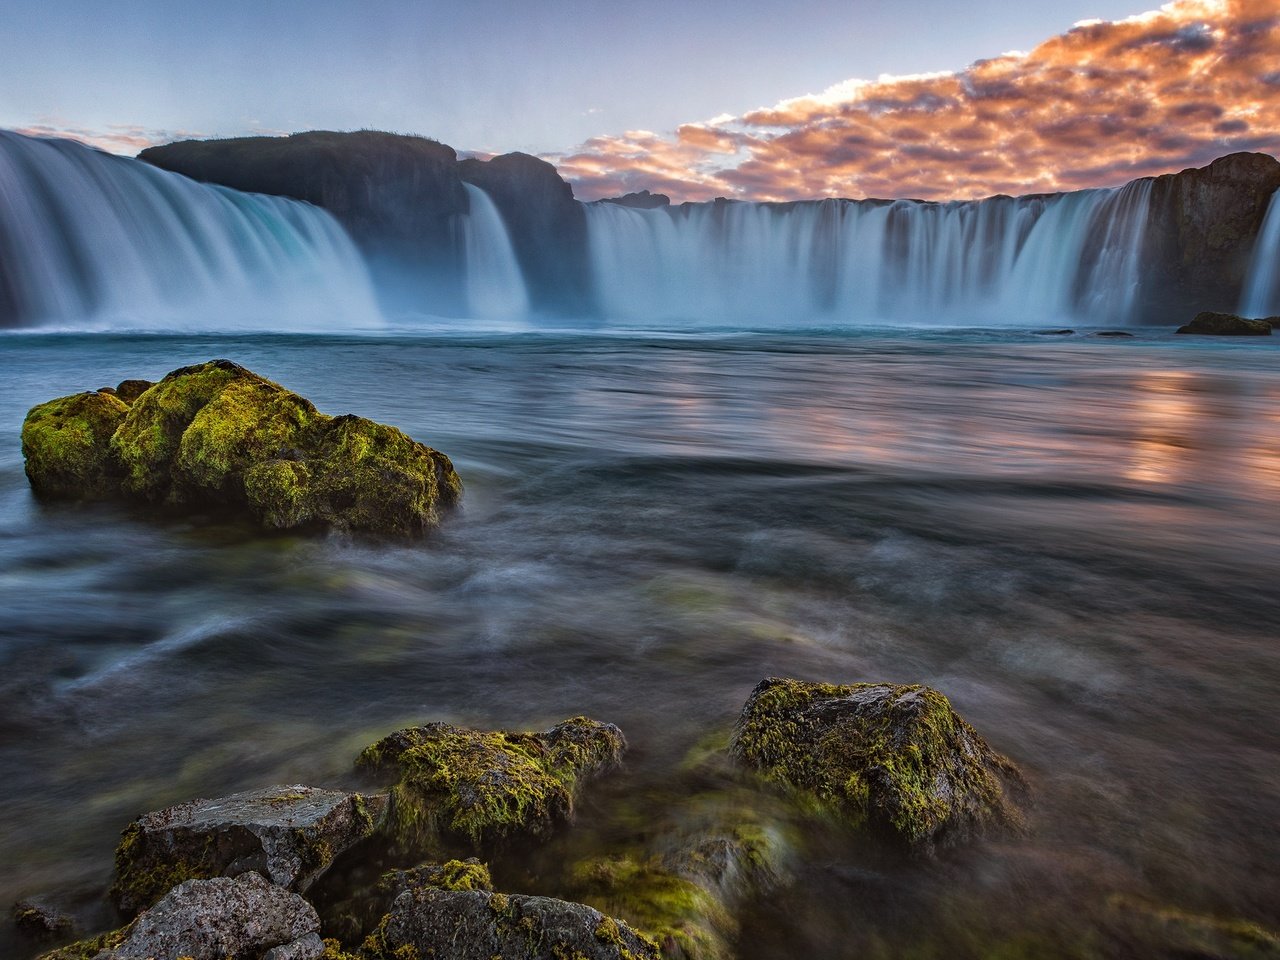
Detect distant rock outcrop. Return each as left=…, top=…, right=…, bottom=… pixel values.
left=598, top=190, right=671, bottom=209
left=1175, top=311, right=1273, bottom=335
left=1141, top=152, right=1280, bottom=323
left=141, top=133, right=591, bottom=316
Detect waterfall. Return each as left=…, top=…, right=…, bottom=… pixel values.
left=0, top=131, right=381, bottom=330
left=461, top=183, right=529, bottom=321
left=1240, top=189, right=1280, bottom=318
left=585, top=181, right=1154, bottom=326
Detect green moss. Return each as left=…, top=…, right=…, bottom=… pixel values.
left=356, top=718, right=624, bottom=851
left=21, top=391, right=130, bottom=499
left=111, top=359, right=253, bottom=501
left=730, top=678, right=1024, bottom=847
left=109, top=822, right=220, bottom=915
left=114, top=379, right=154, bottom=404
left=572, top=856, right=726, bottom=960
left=35, top=925, right=130, bottom=960
left=380, top=858, right=494, bottom=894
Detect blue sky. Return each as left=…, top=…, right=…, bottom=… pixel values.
left=2, top=0, right=1155, bottom=155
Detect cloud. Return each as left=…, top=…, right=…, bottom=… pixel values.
left=11, top=120, right=209, bottom=154
left=550, top=0, right=1280, bottom=201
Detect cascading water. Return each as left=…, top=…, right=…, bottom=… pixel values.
left=0, top=131, right=381, bottom=330
left=460, top=183, right=529, bottom=321
left=585, top=180, right=1154, bottom=326
left=1239, top=188, right=1280, bottom=318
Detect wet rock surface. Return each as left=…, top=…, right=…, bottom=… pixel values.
left=100, top=872, right=321, bottom=960
left=21, top=360, right=462, bottom=535
left=366, top=886, right=660, bottom=960
left=1176, top=311, right=1274, bottom=335
left=112, top=785, right=385, bottom=915
left=357, top=716, right=626, bottom=850
left=730, top=677, right=1027, bottom=848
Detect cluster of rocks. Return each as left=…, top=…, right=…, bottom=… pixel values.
left=20, top=360, right=461, bottom=536
left=1175, top=311, right=1279, bottom=336
left=17, top=681, right=1027, bottom=960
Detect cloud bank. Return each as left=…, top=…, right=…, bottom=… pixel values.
left=551, top=0, right=1280, bottom=202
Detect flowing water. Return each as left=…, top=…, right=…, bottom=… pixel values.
left=1241, top=188, right=1280, bottom=319
left=0, top=133, right=381, bottom=331
left=2, top=329, right=1279, bottom=959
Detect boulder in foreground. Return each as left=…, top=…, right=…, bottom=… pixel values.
left=357, top=716, right=625, bottom=850
left=22, top=359, right=462, bottom=536
left=362, top=885, right=660, bottom=960
left=111, top=784, right=385, bottom=915
left=1175, top=311, right=1273, bottom=335
left=41, top=872, right=322, bottom=960
left=730, top=678, right=1026, bottom=848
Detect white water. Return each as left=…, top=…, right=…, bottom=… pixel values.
left=461, top=182, right=529, bottom=321
left=586, top=181, right=1154, bottom=327
left=0, top=131, right=382, bottom=330
left=1240, top=189, right=1280, bottom=318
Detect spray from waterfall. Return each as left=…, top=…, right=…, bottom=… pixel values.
left=0, top=131, right=382, bottom=330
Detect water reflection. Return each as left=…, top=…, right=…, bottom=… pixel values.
left=1, top=331, right=1278, bottom=958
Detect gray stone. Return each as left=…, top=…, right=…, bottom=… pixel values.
left=111, top=784, right=386, bottom=914
left=371, top=886, right=660, bottom=960
left=97, top=872, right=321, bottom=960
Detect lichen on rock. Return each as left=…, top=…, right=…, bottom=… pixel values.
left=730, top=677, right=1026, bottom=849
left=21, top=390, right=130, bottom=499
left=356, top=716, right=626, bottom=851
left=22, top=359, right=461, bottom=535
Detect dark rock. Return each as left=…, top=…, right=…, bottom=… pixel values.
left=459, top=152, right=591, bottom=314
left=12, top=899, right=74, bottom=937
left=114, top=380, right=154, bottom=404
left=1094, top=331, right=1136, bottom=337
left=92, top=872, right=320, bottom=960
left=356, top=716, right=625, bottom=850
left=363, top=886, right=659, bottom=960
left=598, top=190, right=671, bottom=209
left=24, top=360, right=462, bottom=535
left=1176, top=311, right=1273, bottom=335
left=1140, top=152, right=1280, bottom=323
left=111, top=784, right=386, bottom=915
left=1034, top=329, right=1075, bottom=335
left=21, top=391, right=129, bottom=499
left=730, top=678, right=1026, bottom=848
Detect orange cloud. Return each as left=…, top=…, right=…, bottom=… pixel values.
left=551, top=0, right=1280, bottom=201
left=11, top=121, right=209, bottom=155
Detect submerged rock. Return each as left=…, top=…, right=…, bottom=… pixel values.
left=1107, top=896, right=1280, bottom=959
left=356, top=716, right=625, bottom=850
left=22, top=359, right=462, bottom=535
left=21, top=391, right=129, bottom=499
left=1176, top=311, right=1274, bottom=335
left=730, top=678, right=1026, bottom=848
left=44, top=872, right=323, bottom=960
left=111, top=784, right=385, bottom=915
left=362, top=885, right=659, bottom=960
left=12, top=898, right=75, bottom=937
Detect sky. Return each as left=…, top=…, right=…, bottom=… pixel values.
left=3, top=0, right=1277, bottom=201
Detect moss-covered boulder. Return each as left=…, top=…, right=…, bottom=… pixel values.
left=22, top=359, right=462, bottom=535
left=356, top=716, right=626, bottom=851
left=21, top=391, right=130, bottom=499
left=1175, top=311, right=1273, bottom=335
left=730, top=678, right=1026, bottom=849
left=360, top=885, right=660, bottom=960
left=111, top=784, right=386, bottom=915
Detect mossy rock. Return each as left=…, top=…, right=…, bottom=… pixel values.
left=360, top=884, right=660, bottom=960
left=35, top=926, right=131, bottom=960
left=356, top=716, right=626, bottom=850
left=1175, top=311, right=1273, bottom=336
left=730, top=678, right=1026, bottom=848
left=21, top=391, right=130, bottom=499
left=23, top=359, right=461, bottom=535
left=381, top=857, right=494, bottom=897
